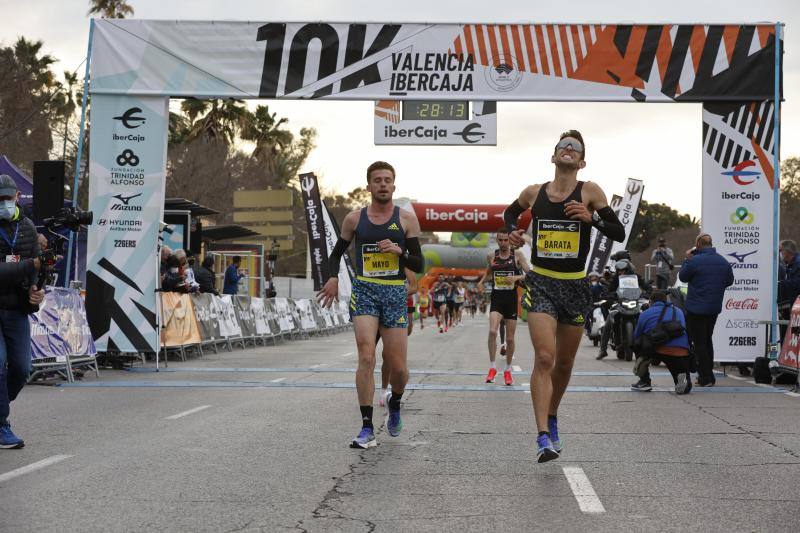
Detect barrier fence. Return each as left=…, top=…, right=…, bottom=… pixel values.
left=159, top=294, right=352, bottom=362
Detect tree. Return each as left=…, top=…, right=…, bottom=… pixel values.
left=180, top=98, right=249, bottom=145
left=628, top=200, right=698, bottom=252
left=87, top=0, right=134, bottom=18
left=0, top=37, right=59, bottom=174
left=780, top=156, right=800, bottom=241
left=240, top=105, right=293, bottom=163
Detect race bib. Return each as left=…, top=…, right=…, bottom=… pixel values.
left=536, top=219, right=581, bottom=259
left=5, top=255, right=20, bottom=263
left=361, top=244, right=399, bottom=277
left=493, top=271, right=516, bottom=290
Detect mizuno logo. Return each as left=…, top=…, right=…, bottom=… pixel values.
left=113, top=193, right=142, bottom=205
left=727, top=250, right=758, bottom=263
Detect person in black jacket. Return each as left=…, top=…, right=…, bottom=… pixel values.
left=195, top=257, right=218, bottom=295
left=0, top=174, right=44, bottom=449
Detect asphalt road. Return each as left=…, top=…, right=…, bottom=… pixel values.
left=2, top=314, right=799, bottom=532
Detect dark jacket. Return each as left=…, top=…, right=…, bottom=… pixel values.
left=633, top=301, right=690, bottom=350
left=223, top=264, right=243, bottom=295
left=0, top=210, right=40, bottom=311
left=678, top=247, right=734, bottom=315
left=195, top=265, right=218, bottom=295
left=778, top=253, right=800, bottom=306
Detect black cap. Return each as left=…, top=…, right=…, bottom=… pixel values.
left=0, top=174, right=18, bottom=198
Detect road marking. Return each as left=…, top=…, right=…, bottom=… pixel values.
left=512, top=365, right=522, bottom=372
left=128, top=367, right=681, bottom=377
left=562, top=466, right=605, bottom=514
left=270, top=377, right=286, bottom=383
left=310, top=363, right=330, bottom=369
left=340, top=352, right=354, bottom=358
left=165, top=405, right=211, bottom=420
left=0, top=455, right=72, bottom=483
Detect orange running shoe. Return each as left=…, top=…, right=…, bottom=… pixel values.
left=503, top=370, right=513, bottom=386
left=485, top=368, right=498, bottom=383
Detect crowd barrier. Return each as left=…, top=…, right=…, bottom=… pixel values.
left=29, top=287, right=98, bottom=383
left=160, top=293, right=352, bottom=362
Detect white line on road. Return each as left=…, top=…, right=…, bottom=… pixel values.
left=311, top=363, right=330, bottom=368
left=165, top=405, right=211, bottom=420
left=270, top=377, right=286, bottom=383
left=512, top=365, right=522, bottom=372
left=340, top=352, right=354, bottom=358
left=0, top=455, right=72, bottom=483
left=562, top=466, right=606, bottom=514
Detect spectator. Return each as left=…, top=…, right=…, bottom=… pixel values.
left=678, top=233, right=734, bottom=387
left=630, top=291, right=693, bottom=394
left=651, top=236, right=675, bottom=290
left=161, top=255, right=186, bottom=292
left=195, top=257, right=218, bottom=295
left=160, top=245, right=173, bottom=283
left=223, top=255, right=244, bottom=295
left=174, top=249, right=199, bottom=292
left=778, top=239, right=800, bottom=342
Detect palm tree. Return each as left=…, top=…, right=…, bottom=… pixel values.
left=51, top=70, right=79, bottom=159
left=87, top=0, right=134, bottom=18
left=240, top=105, right=294, bottom=163
left=180, top=98, right=249, bottom=145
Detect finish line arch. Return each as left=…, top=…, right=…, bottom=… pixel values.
left=82, top=20, right=783, bottom=365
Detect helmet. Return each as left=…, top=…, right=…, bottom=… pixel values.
left=614, top=259, right=634, bottom=274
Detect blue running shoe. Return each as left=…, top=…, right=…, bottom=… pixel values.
left=350, top=427, right=376, bottom=449
left=548, top=418, right=563, bottom=453
left=536, top=433, right=558, bottom=463
left=386, top=408, right=403, bottom=437
left=0, top=421, right=24, bottom=449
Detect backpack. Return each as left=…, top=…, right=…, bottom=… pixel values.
left=638, top=303, right=685, bottom=350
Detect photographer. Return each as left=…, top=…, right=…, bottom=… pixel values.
left=651, top=237, right=675, bottom=290
left=0, top=174, right=44, bottom=449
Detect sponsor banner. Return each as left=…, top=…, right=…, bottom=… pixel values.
left=702, top=101, right=776, bottom=362
left=274, top=297, right=296, bottom=333
left=586, top=194, right=622, bottom=276
left=293, top=299, right=319, bottom=331
left=374, top=100, right=496, bottom=145
left=778, top=297, right=800, bottom=371
left=607, top=180, right=644, bottom=267
left=321, top=200, right=354, bottom=301
left=191, top=293, right=221, bottom=341
left=299, top=172, right=328, bottom=291
left=264, top=299, right=282, bottom=335
left=233, top=295, right=257, bottom=338
left=160, top=293, right=201, bottom=347
left=30, top=288, right=97, bottom=360
left=250, top=297, right=270, bottom=335
left=91, top=21, right=779, bottom=103
left=217, top=295, right=242, bottom=338
left=86, top=94, right=168, bottom=353
left=412, top=203, right=532, bottom=232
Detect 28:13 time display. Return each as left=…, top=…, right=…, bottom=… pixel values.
left=402, top=101, right=469, bottom=121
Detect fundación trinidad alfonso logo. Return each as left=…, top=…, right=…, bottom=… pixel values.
left=730, top=207, right=755, bottom=225
left=722, top=160, right=760, bottom=185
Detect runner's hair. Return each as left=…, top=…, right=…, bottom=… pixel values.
left=366, top=161, right=395, bottom=182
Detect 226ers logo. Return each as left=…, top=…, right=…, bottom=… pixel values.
left=536, top=220, right=580, bottom=259
left=361, top=244, right=399, bottom=278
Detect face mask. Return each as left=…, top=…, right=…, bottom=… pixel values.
left=0, top=200, right=15, bottom=221
left=591, top=281, right=598, bottom=286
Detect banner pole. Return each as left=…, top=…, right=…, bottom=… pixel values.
left=65, top=19, right=94, bottom=287
left=770, top=23, right=782, bottom=354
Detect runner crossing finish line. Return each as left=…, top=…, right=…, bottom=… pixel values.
left=317, top=161, right=423, bottom=450
left=504, top=130, right=625, bottom=463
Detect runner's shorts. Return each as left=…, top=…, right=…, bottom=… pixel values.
left=350, top=278, right=408, bottom=328
left=522, top=271, right=591, bottom=327
left=490, top=295, right=518, bottom=320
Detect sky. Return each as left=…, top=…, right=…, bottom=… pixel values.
left=2, top=0, right=798, bottom=219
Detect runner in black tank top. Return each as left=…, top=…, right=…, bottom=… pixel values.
left=501, top=130, right=625, bottom=463
left=477, top=231, right=529, bottom=385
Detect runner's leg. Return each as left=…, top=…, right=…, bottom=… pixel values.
left=548, top=322, right=583, bottom=415
left=529, top=313, right=558, bottom=432
left=354, top=316, right=380, bottom=435
left=487, top=312, right=502, bottom=364
left=505, top=318, right=517, bottom=366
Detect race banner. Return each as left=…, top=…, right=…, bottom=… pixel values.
left=91, top=21, right=780, bottom=103
left=412, top=203, right=532, bottom=232
left=321, top=199, right=353, bottom=301
left=374, top=100, right=497, bottom=145
left=607, top=179, right=645, bottom=267
left=86, top=94, right=168, bottom=353
left=191, top=293, right=221, bottom=342
left=586, top=194, right=623, bottom=276
left=217, top=295, right=242, bottom=338
left=30, top=288, right=97, bottom=360
left=233, top=295, right=257, bottom=338
left=273, top=298, right=295, bottom=333
left=299, top=172, right=328, bottom=291
left=160, top=293, right=201, bottom=347
left=778, top=297, right=800, bottom=372
left=702, top=100, right=776, bottom=363
left=264, top=299, right=282, bottom=335
left=250, top=297, right=270, bottom=336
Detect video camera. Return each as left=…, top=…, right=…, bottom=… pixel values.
left=42, top=206, right=93, bottom=233
left=36, top=206, right=94, bottom=290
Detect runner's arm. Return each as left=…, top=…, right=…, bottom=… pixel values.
left=583, top=181, right=625, bottom=242
left=476, top=254, right=493, bottom=286
left=515, top=249, right=531, bottom=274
left=326, top=211, right=358, bottom=277
left=503, top=185, right=538, bottom=233
left=405, top=268, right=418, bottom=296
left=400, top=210, right=424, bottom=273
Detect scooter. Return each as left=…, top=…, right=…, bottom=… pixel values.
left=587, top=301, right=605, bottom=347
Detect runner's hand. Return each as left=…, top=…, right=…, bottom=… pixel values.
left=316, top=277, right=339, bottom=308
left=508, top=229, right=525, bottom=247
left=564, top=200, right=592, bottom=223
left=377, top=239, right=402, bottom=255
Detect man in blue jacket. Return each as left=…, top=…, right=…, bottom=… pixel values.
left=678, top=234, right=734, bottom=387
left=223, top=256, right=244, bottom=295
left=631, top=291, right=693, bottom=394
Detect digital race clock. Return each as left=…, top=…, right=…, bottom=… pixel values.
left=402, top=101, right=469, bottom=121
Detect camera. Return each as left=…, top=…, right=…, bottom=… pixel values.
left=42, top=206, right=93, bottom=232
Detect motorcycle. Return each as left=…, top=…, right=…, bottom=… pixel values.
left=608, top=274, right=647, bottom=361
left=586, top=301, right=605, bottom=347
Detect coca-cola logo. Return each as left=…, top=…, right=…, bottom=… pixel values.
left=725, top=298, right=759, bottom=310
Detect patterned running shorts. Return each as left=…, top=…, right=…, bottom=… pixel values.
left=350, top=278, right=408, bottom=328
left=522, top=271, right=592, bottom=327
